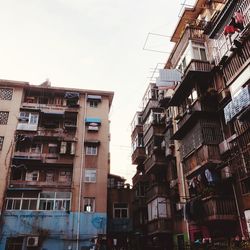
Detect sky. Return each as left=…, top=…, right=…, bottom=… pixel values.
left=0, top=0, right=195, bottom=184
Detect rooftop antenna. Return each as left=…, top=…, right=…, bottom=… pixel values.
left=143, top=32, right=173, bottom=54
left=178, top=0, right=195, bottom=17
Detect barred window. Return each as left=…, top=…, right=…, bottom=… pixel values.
left=0, top=88, right=13, bottom=100
left=0, top=136, right=4, bottom=150
left=0, top=112, right=9, bottom=125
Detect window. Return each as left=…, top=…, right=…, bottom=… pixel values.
left=89, top=100, right=98, bottom=108
left=5, top=192, right=39, bottom=211
left=45, top=172, right=54, bottom=182
left=38, top=192, right=71, bottom=211
left=0, top=111, right=9, bottom=125
left=60, top=141, right=75, bottom=155
left=84, top=169, right=97, bottom=183
left=0, top=136, right=4, bottom=151
left=84, top=197, right=95, bottom=212
left=193, top=46, right=207, bottom=61
left=30, top=143, right=42, bottom=153
left=113, top=203, right=128, bottom=218
left=86, top=146, right=98, bottom=155
left=0, top=88, right=13, bottom=100
left=25, top=171, right=39, bottom=181
left=18, top=112, right=39, bottom=125
left=58, top=171, right=72, bottom=183
left=147, top=197, right=171, bottom=221
left=48, top=143, right=58, bottom=154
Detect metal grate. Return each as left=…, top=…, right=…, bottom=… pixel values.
left=0, top=111, right=9, bottom=125
left=0, top=136, right=4, bottom=150
left=0, top=88, right=13, bottom=100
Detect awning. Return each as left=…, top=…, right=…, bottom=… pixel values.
left=42, top=110, right=64, bottom=115
left=84, top=140, right=100, bottom=146
left=87, top=95, right=102, bottom=101
left=85, top=118, right=101, bottom=124
left=65, top=92, right=80, bottom=99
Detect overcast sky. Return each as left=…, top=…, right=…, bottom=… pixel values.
left=0, top=0, right=195, bottom=183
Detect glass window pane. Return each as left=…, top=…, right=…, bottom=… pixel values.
left=40, top=192, right=55, bottom=198
left=121, top=209, right=128, bottom=218
left=21, top=200, right=29, bottom=210
left=13, top=200, right=21, bottom=210
left=30, top=200, right=37, bottom=210
left=200, top=48, right=207, bottom=61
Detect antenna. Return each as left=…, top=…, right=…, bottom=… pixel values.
left=143, top=32, right=173, bottom=54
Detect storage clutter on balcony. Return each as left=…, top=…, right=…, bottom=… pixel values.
left=64, top=92, right=80, bottom=107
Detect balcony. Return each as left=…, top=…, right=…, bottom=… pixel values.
left=212, top=0, right=250, bottom=66
left=146, top=183, right=169, bottom=202
left=132, top=147, right=146, bottom=165
left=170, top=61, right=212, bottom=107
left=141, top=100, right=159, bottom=122
left=35, top=128, right=76, bottom=141
left=108, top=218, right=133, bottom=233
left=183, top=145, right=221, bottom=175
left=147, top=218, right=172, bottom=235
left=185, top=59, right=212, bottom=75
left=224, top=85, right=250, bottom=123
left=9, top=180, right=71, bottom=189
left=144, top=153, right=167, bottom=174
left=143, top=123, right=165, bottom=146
left=170, top=27, right=205, bottom=67
left=202, top=196, right=237, bottom=222
left=13, top=152, right=74, bottom=165
left=132, top=172, right=148, bottom=186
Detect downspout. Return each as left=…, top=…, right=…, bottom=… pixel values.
left=179, top=162, right=190, bottom=243
left=76, top=93, right=87, bottom=250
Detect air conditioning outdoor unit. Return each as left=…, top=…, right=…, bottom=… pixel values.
left=27, top=236, right=39, bottom=247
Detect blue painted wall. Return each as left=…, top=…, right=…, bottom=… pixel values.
left=0, top=211, right=107, bottom=250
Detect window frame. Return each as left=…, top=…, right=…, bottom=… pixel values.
left=84, top=169, right=97, bottom=183
left=113, top=202, right=129, bottom=218
left=85, top=145, right=98, bottom=155
left=83, top=197, right=95, bottom=212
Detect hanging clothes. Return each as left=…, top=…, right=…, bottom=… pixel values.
left=235, top=11, right=244, bottom=31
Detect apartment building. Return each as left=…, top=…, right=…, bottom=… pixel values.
left=0, top=79, right=113, bottom=250
left=131, top=0, right=250, bottom=249
left=107, top=174, right=133, bottom=250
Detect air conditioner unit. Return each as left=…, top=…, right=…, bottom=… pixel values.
left=27, top=236, right=39, bottom=247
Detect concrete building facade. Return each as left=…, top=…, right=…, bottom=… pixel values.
left=131, top=0, right=250, bottom=249
left=0, top=79, right=113, bottom=250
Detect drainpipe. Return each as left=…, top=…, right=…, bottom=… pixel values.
left=232, top=183, right=245, bottom=238
left=76, top=93, right=87, bottom=250
left=179, top=162, right=190, bottom=244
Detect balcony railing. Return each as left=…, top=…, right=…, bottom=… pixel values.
left=202, top=196, right=237, bottom=221
left=146, top=183, right=169, bottom=202
left=141, top=100, right=159, bottom=122
left=147, top=218, right=172, bottom=235
left=183, top=145, right=221, bottom=174
left=9, top=180, right=71, bottom=188
left=132, top=147, right=146, bottom=165
left=183, top=60, right=212, bottom=77
left=171, top=27, right=205, bottom=67
left=144, top=153, right=167, bottom=174
left=13, top=152, right=74, bottom=165
left=212, top=0, right=250, bottom=65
